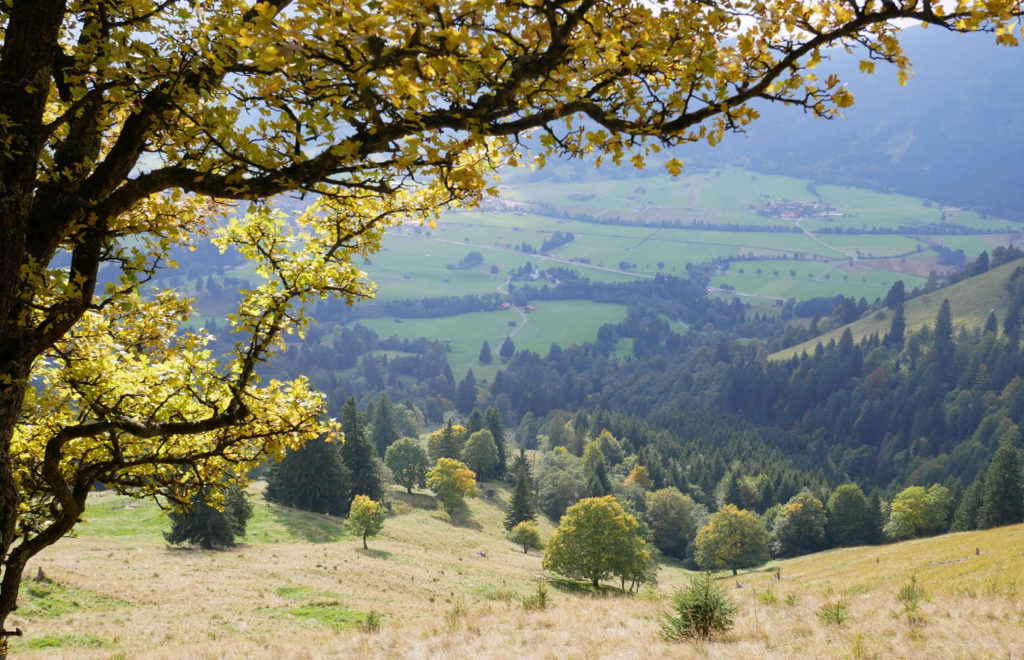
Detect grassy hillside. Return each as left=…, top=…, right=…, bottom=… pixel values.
left=771, top=259, right=1023, bottom=361
left=10, top=486, right=1024, bottom=658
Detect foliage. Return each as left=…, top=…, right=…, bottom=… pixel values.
left=660, top=572, right=739, bottom=641
left=371, top=394, right=400, bottom=457
left=264, top=435, right=351, bottom=516
left=894, top=573, right=928, bottom=625
left=645, top=487, right=703, bottom=559
left=694, top=504, right=771, bottom=575
left=582, top=442, right=612, bottom=498
left=461, top=429, right=499, bottom=478
left=483, top=406, right=508, bottom=477
left=384, top=437, right=430, bottom=494
left=165, top=484, right=253, bottom=550
left=827, top=484, right=873, bottom=547
left=479, top=340, right=493, bottom=365
left=427, top=422, right=469, bottom=462
left=346, top=496, right=387, bottom=550
left=884, top=484, right=953, bottom=541
left=771, top=490, right=827, bottom=557
left=624, top=465, right=654, bottom=491
left=426, top=458, right=477, bottom=515
left=536, top=449, right=585, bottom=519
left=542, top=496, right=649, bottom=589
left=507, top=521, right=543, bottom=554
left=978, top=435, right=1024, bottom=528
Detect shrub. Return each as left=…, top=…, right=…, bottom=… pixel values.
left=521, top=581, right=550, bottom=611
left=660, top=571, right=739, bottom=641
left=895, top=574, right=928, bottom=625
left=815, top=600, right=849, bottom=626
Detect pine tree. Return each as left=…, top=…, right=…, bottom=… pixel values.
left=978, top=436, right=1024, bottom=528
left=505, top=453, right=537, bottom=531
left=372, top=393, right=399, bottom=456
left=984, top=311, right=999, bottom=335
left=885, top=303, right=906, bottom=348
left=265, top=435, right=352, bottom=515
left=484, top=406, right=508, bottom=477
left=479, top=340, right=493, bottom=364
left=340, top=397, right=384, bottom=508
left=166, top=484, right=252, bottom=549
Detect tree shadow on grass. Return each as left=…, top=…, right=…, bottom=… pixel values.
left=444, top=505, right=483, bottom=531
left=547, top=577, right=626, bottom=597
left=269, top=507, right=344, bottom=543
left=356, top=547, right=392, bottom=560
left=390, top=490, right=438, bottom=510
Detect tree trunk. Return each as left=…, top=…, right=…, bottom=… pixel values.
left=0, top=375, right=29, bottom=639
left=732, top=568, right=738, bottom=576
left=362, top=534, right=368, bottom=550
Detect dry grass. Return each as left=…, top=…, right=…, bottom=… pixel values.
left=9, top=485, right=1024, bottom=659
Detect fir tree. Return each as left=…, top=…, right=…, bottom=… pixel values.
left=984, top=311, right=999, bottom=335
left=499, top=336, right=516, bottom=362
left=166, top=484, right=252, bottom=550
left=504, top=452, right=537, bottom=531
left=340, top=397, right=384, bottom=508
left=979, top=436, right=1024, bottom=528
left=265, top=435, right=352, bottom=515
left=583, top=442, right=611, bottom=498
left=478, top=340, right=493, bottom=364
left=885, top=303, right=906, bottom=348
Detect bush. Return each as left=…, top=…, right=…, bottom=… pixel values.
left=815, top=600, right=849, bottom=626
left=521, top=581, right=550, bottom=611
left=895, top=574, right=928, bottom=625
left=660, top=571, right=739, bottom=641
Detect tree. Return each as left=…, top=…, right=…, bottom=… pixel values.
left=346, top=495, right=388, bottom=550
left=461, top=429, right=499, bottom=478
left=371, top=394, right=400, bottom=457
left=484, top=407, right=508, bottom=478
left=455, top=370, right=478, bottom=415
left=340, top=397, right=384, bottom=508
left=479, top=340, right=493, bottom=365
left=827, top=483, right=873, bottom=547
left=694, top=505, right=771, bottom=576
left=582, top=442, right=612, bottom=498
left=505, top=454, right=537, bottom=531
left=499, top=336, right=517, bottom=362
left=884, top=484, right=953, bottom=541
left=660, top=572, right=739, bottom=641
left=645, top=487, right=703, bottom=559
left=516, top=412, right=540, bottom=450
left=771, top=490, right=827, bottom=557
left=884, top=280, right=906, bottom=310
left=264, top=435, right=351, bottom=516
left=978, top=437, right=1024, bottom=528
left=384, top=437, right=430, bottom=494
left=427, top=458, right=477, bottom=515
left=1, top=0, right=1018, bottom=645
left=427, top=421, right=469, bottom=462
left=543, top=496, right=649, bottom=589
left=165, top=484, right=253, bottom=550
left=951, top=471, right=985, bottom=532
left=507, top=521, right=543, bottom=554
left=885, top=303, right=906, bottom=348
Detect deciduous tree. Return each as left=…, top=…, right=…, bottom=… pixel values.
left=543, top=496, right=649, bottom=589
left=771, top=490, right=827, bottom=557
left=346, top=495, right=387, bottom=550
left=646, top=487, right=703, bottom=559
left=507, top=521, right=543, bottom=554
left=0, top=0, right=1019, bottom=646
left=427, top=458, right=477, bottom=515
left=694, top=505, right=770, bottom=575
left=827, top=483, right=872, bottom=547
left=461, top=429, right=499, bottom=478
left=383, top=437, right=430, bottom=494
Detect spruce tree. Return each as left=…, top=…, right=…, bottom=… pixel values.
left=484, top=406, right=508, bottom=477
left=479, top=340, right=493, bottom=364
left=372, top=393, right=399, bottom=456
left=984, top=311, right=999, bottom=335
left=499, top=336, right=516, bottom=362
left=885, top=303, right=905, bottom=348
left=951, top=471, right=985, bottom=532
left=582, top=443, right=611, bottom=498
left=466, top=408, right=485, bottom=433
left=166, top=484, right=252, bottom=549
left=340, top=397, right=384, bottom=508
left=455, top=369, right=477, bottom=414
left=504, top=464, right=537, bottom=530
left=264, top=435, right=352, bottom=515
left=979, top=437, right=1024, bottom=528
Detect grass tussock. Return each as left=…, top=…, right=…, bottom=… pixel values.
left=5, top=487, right=1024, bottom=658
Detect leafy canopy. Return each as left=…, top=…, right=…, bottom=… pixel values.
left=426, top=458, right=477, bottom=515
left=0, top=0, right=1020, bottom=640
